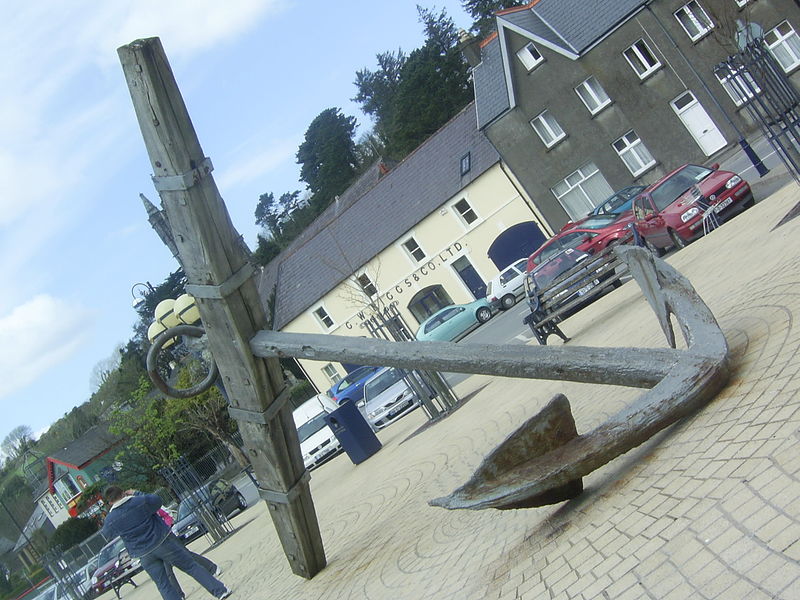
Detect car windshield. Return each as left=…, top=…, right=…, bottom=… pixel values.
left=297, top=412, right=328, bottom=442
left=423, top=307, right=461, bottom=334
left=364, top=369, right=404, bottom=400
left=651, top=165, right=711, bottom=211
left=576, top=216, right=617, bottom=230
left=593, top=186, right=645, bottom=215
left=531, top=251, right=585, bottom=289
left=98, top=539, right=124, bottom=564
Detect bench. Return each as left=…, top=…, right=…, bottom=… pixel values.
left=523, top=235, right=632, bottom=345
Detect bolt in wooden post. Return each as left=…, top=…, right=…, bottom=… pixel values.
left=118, top=37, right=325, bottom=578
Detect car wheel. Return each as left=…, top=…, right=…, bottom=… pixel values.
left=669, top=229, right=687, bottom=250
left=644, top=238, right=665, bottom=257
left=236, top=492, right=247, bottom=510
left=476, top=306, right=492, bottom=323
left=500, top=294, right=516, bottom=310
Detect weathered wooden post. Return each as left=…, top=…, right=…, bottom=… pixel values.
left=118, top=37, right=326, bottom=578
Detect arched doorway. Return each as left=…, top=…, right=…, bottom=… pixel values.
left=408, top=285, right=454, bottom=324
left=487, top=221, right=547, bottom=270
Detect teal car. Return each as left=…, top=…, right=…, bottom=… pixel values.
left=415, top=299, right=494, bottom=342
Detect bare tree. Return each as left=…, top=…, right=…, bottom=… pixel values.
left=1, top=425, right=34, bottom=461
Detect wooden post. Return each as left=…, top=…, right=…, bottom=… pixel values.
left=118, top=37, right=326, bottom=578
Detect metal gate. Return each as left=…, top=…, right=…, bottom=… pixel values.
left=716, top=38, right=800, bottom=183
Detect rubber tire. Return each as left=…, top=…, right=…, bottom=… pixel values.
left=645, top=238, right=665, bottom=257
left=476, top=306, right=492, bottom=323
left=500, top=294, right=516, bottom=310
left=669, top=229, right=687, bottom=250
left=237, top=492, right=247, bottom=510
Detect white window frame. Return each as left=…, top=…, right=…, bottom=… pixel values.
left=612, top=131, right=656, bottom=177
left=530, top=110, right=566, bottom=148
left=460, top=152, right=471, bottom=175
left=402, top=236, right=426, bottom=263
left=516, top=42, right=543, bottom=71
left=312, top=304, right=334, bottom=331
left=575, top=77, right=611, bottom=115
left=623, top=39, right=662, bottom=79
left=674, top=1, right=714, bottom=41
left=765, top=21, right=800, bottom=73
left=735, top=0, right=749, bottom=6
left=716, top=67, right=760, bottom=106
left=452, top=197, right=479, bottom=227
left=321, top=363, right=341, bottom=385
left=551, top=163, right=614, bottom=220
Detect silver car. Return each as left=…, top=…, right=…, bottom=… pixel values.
left=358, top=368, right=420, bottom=429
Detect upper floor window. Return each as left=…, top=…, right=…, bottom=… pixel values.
left=453, top=198, right=478, bottom=226
left=312, top=306, right=334, bottom=330
left=355, top=273, right=378, bottom=297
left=716, top=67, right=760, bottom=106
left=613, top=131, right=656, bottom=177
left=516, top=42, right=543, bottom=71
left=460, top=152, right=471, bottom=175
left=734, top=0, right=750, bottom=6
left=624, top=39, right=661, bottom=79
left=575, top=77, right=611, bottom=115
left=403, top=237, right=426, bottom=262
left=675, top=1, right=713, bottom=41
left=530, top=110, right=566, bottom=148
left=765, top=21, right=800, bottom=73
left=551, top=163, right=614, bottom=220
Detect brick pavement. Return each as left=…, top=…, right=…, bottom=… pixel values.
left=123, top=182, right=800, bottom=599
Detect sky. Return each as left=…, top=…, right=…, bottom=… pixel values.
left=0, top=0, right=472, bottom=448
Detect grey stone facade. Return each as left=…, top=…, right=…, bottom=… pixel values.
left=470, top=0, right=800, bottom=229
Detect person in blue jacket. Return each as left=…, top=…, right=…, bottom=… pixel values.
left=101, top=486, right=231, bottom=600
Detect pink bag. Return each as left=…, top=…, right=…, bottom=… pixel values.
left=157, top=508, right=174, bottom=527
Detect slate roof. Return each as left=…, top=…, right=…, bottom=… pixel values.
left=48, top=422, right=123, bottom=469
left=257, top=102, right=500, bottom=330
left=473, top=0, right=647, bottom=128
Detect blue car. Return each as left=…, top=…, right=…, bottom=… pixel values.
left=415, top=299, right=494, bottom=342
left=590, top=185, right=646, bottom=217
left=327, top=365, right=382, bottom=405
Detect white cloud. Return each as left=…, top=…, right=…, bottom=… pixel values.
left=0, top=295, right=94, bottom=400
left=217, top=136, right=300, bottom=190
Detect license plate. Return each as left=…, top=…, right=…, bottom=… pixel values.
left=714, top=197, right=733, bottom=213
left=578, top=284, right=594, bottom=296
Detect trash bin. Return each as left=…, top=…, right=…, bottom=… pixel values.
left=324, top=400, right=382, bottom=464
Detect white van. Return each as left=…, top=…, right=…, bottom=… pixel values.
left=292, top=393, right=341, bottom=470
left=486, top=258, right=529, bottom=310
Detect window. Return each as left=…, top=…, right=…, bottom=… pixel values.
left=460, top=152, right=471, bottom=175
left=312, top=306, right=334, bottom=329
left=613, top=131, right=656, bottom=176
left=551, top=163, right=614, bottom=220
left=516, top=42, right=543, bottom=71
left=321, top=363, right=341, bottom=385
left=575, top=77, right=611, bottom=114
left=716, top=67, right=760, bottom=106
left=355, top=273, right=377, bottom=297
left=403, top=237, right=426, bottom=262
left=530, top=111, right=566, bottom=148
left=675, top=2, right=713, bottom=41
left=624, top=39, right=661, bottom=79
left=453, top=198, right=478, bottom=225
left=765, top=21, right=800, bottom=73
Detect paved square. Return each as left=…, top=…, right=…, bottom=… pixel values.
left=124, top=183, right=800, bottom=599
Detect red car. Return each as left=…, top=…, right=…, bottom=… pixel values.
left=526, top=213, right=635, bottom=272
left=632, top=163, right=753, bottom=252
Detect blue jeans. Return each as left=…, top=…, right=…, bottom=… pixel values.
left=140, top=534, right=225, bottom=600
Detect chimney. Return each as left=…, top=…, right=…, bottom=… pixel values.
left=458, top=29, right=482, bottom=68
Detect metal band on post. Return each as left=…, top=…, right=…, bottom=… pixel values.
left=152, top=157, right=214, bottom=192
left=186, top=262, right=255, bottom=300
left=227, top=386, right=291, bottom=425
left=259, top=470, right=311, bottom=505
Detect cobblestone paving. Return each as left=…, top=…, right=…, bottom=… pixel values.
left=124, top=183, right=800, bottom=600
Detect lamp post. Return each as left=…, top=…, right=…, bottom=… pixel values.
left=130, top=282, right=155, bottom=309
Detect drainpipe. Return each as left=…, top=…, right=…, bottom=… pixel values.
left=645, top=3, right=769, bottom=176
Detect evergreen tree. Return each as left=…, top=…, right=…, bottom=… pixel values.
left=462, top=0, right=524, bottom=39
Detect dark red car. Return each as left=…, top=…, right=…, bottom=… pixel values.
left=632, top=163, right=753, bottom=252
left=526, top=213, right=635, bottom=272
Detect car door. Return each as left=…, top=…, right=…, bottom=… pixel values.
left=633, top=195, right=669, bottom=247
